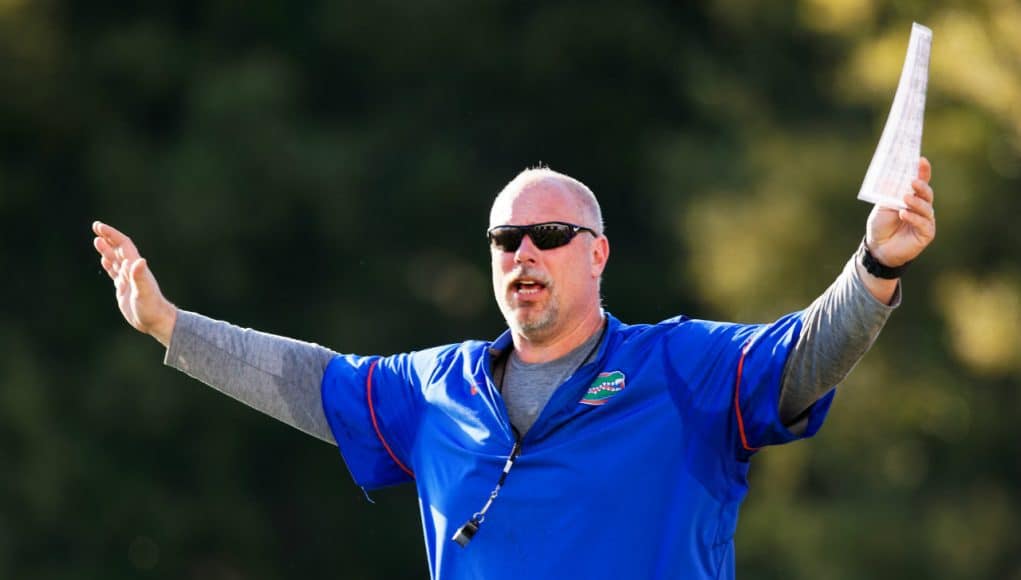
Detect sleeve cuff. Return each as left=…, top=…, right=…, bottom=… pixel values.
left=164, top=309, right=201, bottom=371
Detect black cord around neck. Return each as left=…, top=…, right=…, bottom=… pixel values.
left=454, top=317, right=608, bottom=548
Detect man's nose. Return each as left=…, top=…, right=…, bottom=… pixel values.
left=514, top=234, right=540, bottom=264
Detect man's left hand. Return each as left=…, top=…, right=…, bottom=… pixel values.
left=865, top=156, right=936, bottom=266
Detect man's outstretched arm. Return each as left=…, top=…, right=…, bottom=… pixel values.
left=166, top=311, right=337, bottom=443
left=92, top=221, right=337, bottom=444
left=779, top=157, right=937, bottom=427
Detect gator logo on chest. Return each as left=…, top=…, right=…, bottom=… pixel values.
left=579, top=371, right=626, bottom=406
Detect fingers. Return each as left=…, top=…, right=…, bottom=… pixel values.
left=904, top=173, right=935, bottom=235
left=111, top=258, right=146, bottom=302
left=94, top=236, right=118, bottom=264
left=92, top=220, right=140, bottom=260
left=902, top=174, right=935, bottom=239
left=911, top=178, right=934, bottom=203
left=918, top=156, right=931, bottom=182
left=904, top=188, right=934, bottom=220
left=130, top=258, right=148, bottom=284
left=94, top=235, right=136, bottom=282
left=897, top=208, right=936, bottom=239
left=100, top=257, right=117, bottom=280
left=128, top=258, right=160, bottom=301
left=94, top=235, right=123, bottom=282
left=93, top=221, right=128, bottom=244
left=901, top=178, right=936, bottom=241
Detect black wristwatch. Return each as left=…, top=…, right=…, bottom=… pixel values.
left=859, top=237, right=910, bottom=279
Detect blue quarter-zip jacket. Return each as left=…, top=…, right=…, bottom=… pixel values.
left=320, top=312, right=834, bottom=579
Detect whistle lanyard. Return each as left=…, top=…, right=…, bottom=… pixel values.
left=452, top=319, right=607, bottom=547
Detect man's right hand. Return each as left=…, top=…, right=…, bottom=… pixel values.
left=92, top=221, right=178, bottom=348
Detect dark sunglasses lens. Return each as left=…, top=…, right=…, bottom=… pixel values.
left=489, top=228, right=525, bottom=251
left=528, top=224, right=573, bottom=249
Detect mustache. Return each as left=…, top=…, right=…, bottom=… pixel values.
left=506, top=268, right=553, bottom=289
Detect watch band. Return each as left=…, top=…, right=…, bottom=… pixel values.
left=859, top=237, right=910, bottom=279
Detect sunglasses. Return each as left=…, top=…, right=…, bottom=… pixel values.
left=487, top=221, right=598, bottom=252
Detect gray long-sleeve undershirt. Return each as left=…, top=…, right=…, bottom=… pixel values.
left=164, top=255, right=898, bottom=444
left=165, top=319, right=337, bottom=443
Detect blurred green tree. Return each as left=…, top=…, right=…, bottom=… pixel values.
left=0, top=0, right=1017, bottom=578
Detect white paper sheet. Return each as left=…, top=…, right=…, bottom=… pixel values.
left=857, top=23, right=932, bottom=209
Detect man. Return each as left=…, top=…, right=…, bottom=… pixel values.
left=92, top=159, right=936, bottom=579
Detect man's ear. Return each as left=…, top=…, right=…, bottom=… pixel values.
left=591, top=236, right=609, bottom=278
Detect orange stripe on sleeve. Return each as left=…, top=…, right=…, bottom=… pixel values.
left=366, top=359, right=415, bottom=479
left=733, top=342, right=760, bottom=453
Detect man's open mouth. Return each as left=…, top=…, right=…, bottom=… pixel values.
left=512, top=279, right=547, bottom=297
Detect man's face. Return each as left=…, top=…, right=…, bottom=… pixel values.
left=489, top=180, right=607, bottom=342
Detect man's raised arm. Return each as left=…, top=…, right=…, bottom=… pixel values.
left=92, top=222, right=338, bottom=444
left=778, top=157, right=937, bottom=428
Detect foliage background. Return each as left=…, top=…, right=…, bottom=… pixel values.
left=2, top=0, right=1019, bottom=578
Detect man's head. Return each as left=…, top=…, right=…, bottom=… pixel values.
left=488, top=168, right=609, bottom=345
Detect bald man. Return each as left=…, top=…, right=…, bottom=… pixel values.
left=93, top=160, right=936, bottom=579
